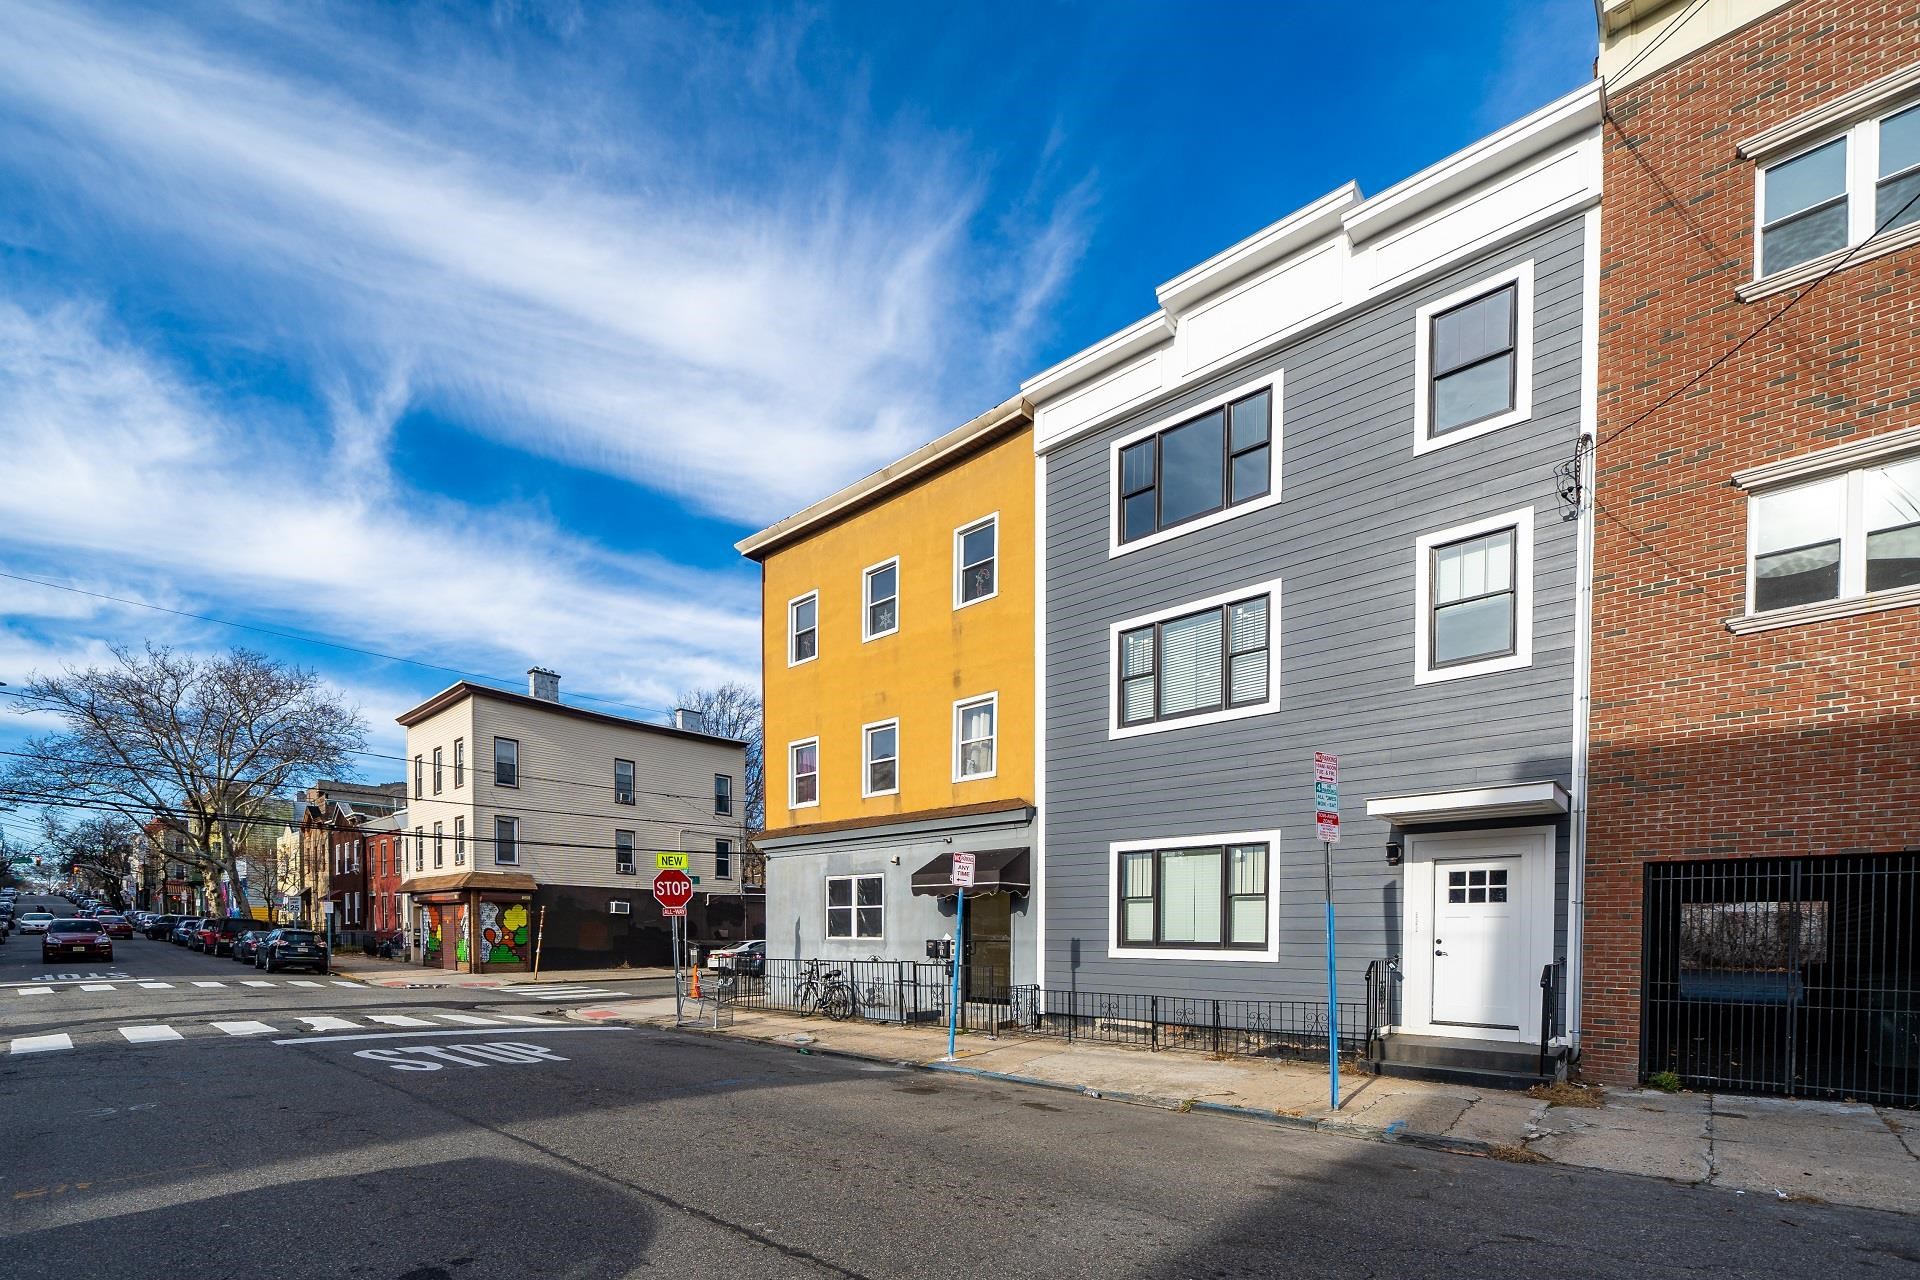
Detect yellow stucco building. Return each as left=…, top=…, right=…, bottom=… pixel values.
left=739, top=396, right=1037, bottom=987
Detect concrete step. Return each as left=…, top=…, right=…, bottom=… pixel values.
left=1369, top=1057, right=1552, bottom=1091
left=1375, top=1032, right=1544, bottom=1076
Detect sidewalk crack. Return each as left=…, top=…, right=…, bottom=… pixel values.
left=1701, top=1095, right=1719, bottom=1186
left=1879, top=1109, right=1919, bottom=1161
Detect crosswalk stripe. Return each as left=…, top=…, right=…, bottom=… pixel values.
left=298, top=1016, right=360, bottom=1031
left=11, top=1034, right=72, bottom=1054
left=367, top=1014, right=433, bottom=1027
left=241, top=980, right=273, bottom=988
left=434, top=1013, right=504, bottom=1025
left=80, top=983, right=117, bottom=991
left=7, top=987, right=52, bottom=996
left=331, top=980, right=357, bottom=987
left=192, top=981, right=225, bottom=988
left=501, top=1014, right=549, bottom=1024
left=532, top=991, right=625, bottom=1000
left=138, top=982, right=173, bottom=989
left=120, top=1025, right=183, bottom=1044
left=211, top=1020, right=277, bottom=1036
left=289, top=980, right=322, bottom=988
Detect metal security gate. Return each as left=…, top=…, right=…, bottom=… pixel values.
left=1642, top=854, right=1919, bottom=1105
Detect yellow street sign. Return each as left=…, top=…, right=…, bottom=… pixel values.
left=655, top=852, right=689, bottom=870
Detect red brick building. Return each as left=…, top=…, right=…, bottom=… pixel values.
left=366, top=815, right=406, bottom=936
left=1586, top=0, right=1920, bottom=1098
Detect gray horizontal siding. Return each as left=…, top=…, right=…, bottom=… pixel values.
left=1043, top=216, right=1586, bottom=1002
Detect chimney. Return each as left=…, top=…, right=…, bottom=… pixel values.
left=528, top=667, right=561, bottom=703
left=673, top=707, right=706, bottom=733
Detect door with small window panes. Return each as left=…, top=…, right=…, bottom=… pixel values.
left=1431, top=857, right=1523, bottom=1029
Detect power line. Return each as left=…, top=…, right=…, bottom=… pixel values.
left=0, top=568, right=685, bottom=721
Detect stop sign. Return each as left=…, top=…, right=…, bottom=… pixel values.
left=652, top=868, right=693, bottom=909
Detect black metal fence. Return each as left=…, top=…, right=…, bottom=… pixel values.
left=1643, top=853, right=1919, bottom=1106
left=728, top=958, right=1367, bottom=1062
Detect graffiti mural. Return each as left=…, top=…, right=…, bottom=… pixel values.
left=422, top=907, right=443, bottom=963
left=479, top=901, right=532, bottom=965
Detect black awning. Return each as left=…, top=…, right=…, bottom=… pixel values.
left=910, top=847, right=1031, bottom=898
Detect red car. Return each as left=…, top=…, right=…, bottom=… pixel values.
left=95, top=914, right=135, bottom=940
left=42, top=918, right=112, bottom=963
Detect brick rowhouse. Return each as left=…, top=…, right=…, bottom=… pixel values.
left=1586, top=1, right=1920, bottom=1084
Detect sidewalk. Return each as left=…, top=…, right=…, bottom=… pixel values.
left=332, top=954, right=673, bottom=987
left=580, top=995, right=1920, bottom=1217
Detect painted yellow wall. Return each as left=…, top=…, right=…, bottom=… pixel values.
left=760, top=424, right=1033, bottom=829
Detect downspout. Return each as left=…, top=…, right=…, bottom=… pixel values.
left=1565, top=197, right=1603, bottom=1061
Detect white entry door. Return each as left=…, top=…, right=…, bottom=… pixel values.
left=1431, top=857, right=1524, bottom=1029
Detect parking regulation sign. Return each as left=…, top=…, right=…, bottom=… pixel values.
left=950, top=852, right=977, bottom=887
left=1313, top=751, right=1340, bottom=844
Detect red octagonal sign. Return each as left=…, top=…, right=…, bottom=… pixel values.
left=652, top=868, right=694, bottom=909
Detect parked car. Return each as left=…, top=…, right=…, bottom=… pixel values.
left=17, top=911, right=56, bottom=935
left=144, top=914, right=180, bottom=940
left=43, top=918, right=112, bottom=963
left=231, top=930, right=272, bottom=964
left=95, top=914, right=135, bottom=940
left=170, top=918, right=202, bottom=945
left=707, top=940, right=766, bottom=975
left=195, top=917, right=271, bottom=956
left=257, top=928, right=328, bottom=974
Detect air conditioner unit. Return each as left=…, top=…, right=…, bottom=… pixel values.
left=609, top=900, right=631, bottom=916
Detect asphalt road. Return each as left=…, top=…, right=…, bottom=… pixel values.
left=3, top=894, right=1915, bottom=1279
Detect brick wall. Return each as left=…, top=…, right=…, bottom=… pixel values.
left=1587, top=1, right=1920, bottom=1082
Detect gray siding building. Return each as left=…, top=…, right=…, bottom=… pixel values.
left=1024, top=85, right=1603, bottom=1075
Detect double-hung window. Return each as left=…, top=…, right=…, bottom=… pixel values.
left=1753, top=101, right=1920, bottom=280
left=1414, top=509, right=1534, bottom=683
left=414, top=827, right=424, bottom=872
left=715, top=838, right=733, bottom=880
left=1113, top=583, right=1277, bottom=736
left=615, top=830, right=635, bottom=875
left=789, top=592, right=818, bottom=665
left=433, top=822, right=443, bottom=869
left=453, top=738, right=465, bottom=788
left=413, top=755, right=424, bottom=799
left=789, top=739, right=819, bottom=808
left=432, top=747, right=443, bottom=795
left=494, top=737, right=518, bottom=788
left=863, top=719, right=899, bottom=797
left=614, top=758, right=635, bottom=806
left=863, top=559, right=899, bottom=641
left=1413, top=263, right=1532, bottom=450
left=454, top=816, right=466, bottom=866
left=1741, top=450, right=1920, bottom=619
left=1115, top=839, right=1273, bottom=955
left=955, top=515, right=997, bottom=606
left=953, top=694, right=996, bottom=781
left=1117, top=383, right=1273, bottom=544
left=713, top=774, right=733, bottom=816
left=494, top=817, right=519, bottom=866
left=826, top=873, right=883, bottom=939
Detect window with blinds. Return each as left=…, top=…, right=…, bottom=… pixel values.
left=1118, top=594, right=1270, bottom=727
left=954, top=695, right=996, bottom=780
left=1118, top=842, right=1270, bottom=950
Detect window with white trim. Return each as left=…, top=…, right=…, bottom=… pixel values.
left=1414, top=509, right=1534, bottom=683
left=454, top=816, right=466, bottom=866
left=954, top=694, right=996, bottom=781
left=863, top=719, right=899, bottom=797
left=863, top=558, right=899, bottom=640
left=715, top=838, right=732, bottom=880
left=433, top=822, right=443, bottom=869
left=955, top=515, right=997, bottom=605
left=1758, top=102, right=1920, bottom=277
left=1118, top=842, right=1269, bottom=950
left=714, top=774, right=733, bottom=816
left=614, top=758, right=635, bottom=806
left=432, top=747, right=443, bottom=794
left=789, top=739, right=819, bottom=808
left=453, top=738, right=465, bottom=788
left=1427, top=284, right=1517, bottom=437
left=414, top=827, right=424, bottom=872
left=494, top=816, right=519, bottom=866
left=615, top=830, right=635, bottom=875
left=789, top=592, right=818, bottom=665
left=1118, top=594, right=1269, bottom=729
left=1748, top=455, right=1920, bottom=613
left=826, top=873, right=883, bottom=939
left=1118, top=387, right=1272, bottom=543
left=413, top=754, right=424, bottom=799
left=494, top=737, right=518, bottom=788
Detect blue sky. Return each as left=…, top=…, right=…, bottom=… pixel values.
left=0, top=0, right=1594, bottom=819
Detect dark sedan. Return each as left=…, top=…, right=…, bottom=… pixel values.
left=170, top=918, right=202, bottom=945
left=231, top=930, right=272, bottom=964
left=95, top=914, right=135, bottom=940
left=144, top=914, right=180, bottom=940
left=42, top=918, right=112, bottom=963
left=257, top=929, right=329, bottom=974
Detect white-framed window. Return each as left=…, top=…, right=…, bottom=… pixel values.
left=614, top=758, right=635, bottom=806
left=788, top=738, right=820, bottom=809
left=826, top=873, right=883, bottom=939
left=432, top=822, right=443, bottom=869
left=1111, top=374, right=1280, bottom=556
left=862, top=557, right=900, bottom=641
left=1414, top=507, right=1535, bottom=684
left=494, top=737, right=518, bottom=788
left=1108, top=831, right=1280, bottom=962
left=615, top=830, right=635, bottom=875
left=788, top=591, right=819, bottom=666
left=1745, top=453, right=1920, bottom=616
left=413, top=754, right=424, bottom=799
left=953, top=693, right=997, bottom=782
left=1108, top=579, right=1282, bottom=739
left=1755, top=101, right=1920, bottom=279
left=414, top=827, right=424, bottom=873
left=863, top=718, right=900, bottom=797
left=432, top=747, right=443, bottom=794
left=954, top=514, right=998, bottom=607
left=494, top=816, right=519, bottom=866
left=453, top=738, right=465, bottom=788
left=714, top=773, right=733, bottom=816
left=1412, top=262, right=1533, bottom=452
left=715, top=838, right=732, bottom=880
left=454, top=816, right=466, bottom=866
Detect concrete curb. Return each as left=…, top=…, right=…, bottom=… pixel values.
left=597, top=1011, right=1499, bottom=1159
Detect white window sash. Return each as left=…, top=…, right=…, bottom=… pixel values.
left=952, top=694, right=998, bottom=782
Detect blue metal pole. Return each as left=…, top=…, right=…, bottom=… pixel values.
left=948, top=890, right=964, bottom=1059
left=1325, top=841, right=1340, bottom=1110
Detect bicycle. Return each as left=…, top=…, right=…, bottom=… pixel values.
left=793, top=959, right=855, bottom=1021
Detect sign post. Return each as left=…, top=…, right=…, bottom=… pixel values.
left=946, top=852, right=976, bottom=1060
left=1313, top=751, right=1341, bottom=1110
left=654, top=868, right=694, bottom=1022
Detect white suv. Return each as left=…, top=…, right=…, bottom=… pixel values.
left=17, top=911, right=56, bottom=934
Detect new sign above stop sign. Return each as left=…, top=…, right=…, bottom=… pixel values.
left=652, top=868, right=693, bottom=912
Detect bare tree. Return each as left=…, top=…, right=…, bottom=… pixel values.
left=676, top=681, right=764, bottom=831
left=39, top=812, right=140, bottom=907
left=1, top=645, right=367, bottom=913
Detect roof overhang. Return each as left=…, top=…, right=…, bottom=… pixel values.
left=1365, top=781, right=1570, bottom=826
left=910, top=847, right=1031, bottom=898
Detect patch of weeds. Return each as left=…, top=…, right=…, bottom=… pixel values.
left=1646, top=1070, right=1685, bottom=1093
left=1175, top=1098, right=1195, bottom=1113
left=1526, top=1081, right=1606, bottom=1108
left=1487, top=1143, right=1549, bottom=1164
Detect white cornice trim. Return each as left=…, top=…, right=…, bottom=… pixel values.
left=1736, top=220, right=1920, bottom=302
left=1725, top=584, right=1920, bottom=634
left=1154, top=184, right=1360, bottom=315
left=1020, top=312, right=1173, bottom=405
left=1342, top=81, right=1603, bottom=245
left=1737, top=62, right=1920, bottom=162
left=1731, top=424, right=1920, bottom=490
left=1365, top=781, right=1570, bottom=824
